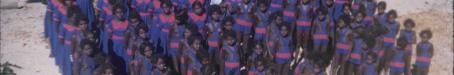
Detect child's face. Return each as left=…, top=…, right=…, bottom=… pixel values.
left=224, top=22, right=233, bottom=30
left=404, top=22, right=414, bottom=30
left=355, top=14, right=364, bottom=22
left=211, top=12, right=221, bottom=21
left=421, top=33, right=430, bottom=41
left=377, top=6, right=385, bottom=14
left=103, top=68, right=114, bottom=75
left=387, top=14, right=396, bottom=22
left=225, top=37, right=235, bottom=46
left=343, top=6, right=351, bottom=14
left=157, top=58, right=165, bottom=70
left=366, top=55, right=374, bottom=63
left=318, top=13, right=325, bottom=20
left=259, top=3, right=267, bottom=12
left=337, top=20, right=346, bottom=28
left=163, top=4, right=172, bottom=14
left=82, top=44, right=93, bottom=55
left=254, top=45, right=263, bottom=54
left=139, top=29, right=148, bottom=38
left=115, top=8, right=124, bottom=19
left=78, top=20, right=88, bottom=31
left=130, top=18, right=140, bottom=27
left=192, top=39, right=202, bottom=50
left=194, top=4, right=203, bottom=14
left=87, top=33, right=95, bottom=42
left=144, top=46, right=153, bottom=58
left=275, top=16, right=283, bottom=24
left=280, top=26, right=289, bottom=36
left=184, top=29, right=192, bottom=38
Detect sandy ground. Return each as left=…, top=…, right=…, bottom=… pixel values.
left=0, top=0, right=452, bottom=75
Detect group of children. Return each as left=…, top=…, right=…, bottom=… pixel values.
left=43, top=0, right=435, bottom=75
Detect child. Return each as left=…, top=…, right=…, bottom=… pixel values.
left=248, top=40, right=272, bottom=65
left=179, top=23, right=198, bottom=75
left=400, top=19, right=416, bottom=53
left=151, top=56, right=171, bottom=75
left=75, top=0, right=95, bottom=31
left=253, top=0, right=271, bottom=41
left=188, top=1, right=208, bottom=35
left=415, top=29, right=434, bottom=75
left=59, top=7, right=82, bottom=75
left=331, top=16, right=352, bottom=75
left=350, top=11, right=366, bottom=29
left=168, top=27, right=182, bottom=73
left=157, top=1, right=176, bottom=55
left=347, top=27, right=367, bottom=75
left=273, top=23, right=293, bottom=75
left=333, top=0, right=348, bottom=20
left=383, top=10, right=400, bottom=72
left=247, top=57, right=269, bottom=75
left=221, top=31, right=240, bottom=75
left=137, top=42, right=156, bottom=75
left=205, top=5, right=223, bottom=65
left=73, top=40, right=96, bottom=75
left=362, top=0, right=377, bottom=26
left=312, top=8, right=331, bottom=54
left=389, top=37, right=410, bottom=75
left=363, top=51, right=379, bottom=75
left=296, top=0, right=314, bottom=49
left=282, top=2, right=297, bottom=23
left=183, top=35, right=204, bottom=75
left=130, top=0, right=154, bottom=27
left=375, top=1, right=387, bottom=26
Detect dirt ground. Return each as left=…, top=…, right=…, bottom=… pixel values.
left=0, top=0, right=452, bottom=75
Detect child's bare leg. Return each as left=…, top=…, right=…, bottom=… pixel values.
left=172, top=56, right=179, bottom=73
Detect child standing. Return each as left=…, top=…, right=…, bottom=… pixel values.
left=273, top=23, right=293, bottom=75
left=109, top=5, right=130, bottom=62
left=296, top=0, right=314, bottom=49
left=188, top=1, right=207, bottom=35
left=347, top=27, right=367, bottom=75
left=206, top=5, right=223, bottom=64
left=415, top=29, right=434, bottom=75
left=363, top=51, right=379, bottom=75
left=382, top=10, right=400, bottom=74
left=222, top=31, right=240, bottom=75
left=389, top=37, right=410, bottom=75
left=157, top=1, right=176, bottom=55
left=312, top=8, right=331, bottom=54
left=254, top=0, right=270, bottom=41
left=331, top=16, right=352, bottom=75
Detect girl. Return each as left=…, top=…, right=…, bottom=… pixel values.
left=363, top=51, right=378, bottom=75
left=350, top=11, right=366, bottom=29
left=188, top=1, right=208, bottom=35
left=233, top=10, right=255, bottom=63
left=362, top=0, right=377, bottom=26
left=331, top=16, right=352, bottom=75
left=109, top=5, right=130, bottom=64
left=375, top=1, right=387, bottom=26
left=137, top=42, right=155, bottom=75
left=273, top=23, right=293, bottom=75
left=347, top=27, right=367, bottom=75
left=168, top=27, right=182, bottom=73
left=75, top=0, right=95, bottom=31
left=205, top=5, right=223, bottom=65
left=151, top=56, right=171, bottom=75
left=296, top=0, right=314, bottom=50
left=222, top=31, right=240, bottom=75
left=247, top=57, right=269, bottom=75
left=312, top=8, right=331, bottom=54
left=183, top=35, right=204, bottom=75
left=248, top=41, right=272, bottom=65
left=383, top=10, right=400, bottom=73
left=253, top=0, right=271, bottom=41
left=389, top=37, right=410, bottom=75
left=400, top=19, right=416, bottom=75
left=157, top=1, right=176, bottom=55
left=73, top=40, right=96, bottom=75
left=59, top=6, right=82, bottom=75
left=415, top=29, right=434, bottom=75
left=179, top=23, right=198, bottom=75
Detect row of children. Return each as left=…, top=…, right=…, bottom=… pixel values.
left=43, top=0, right=435, bottom=75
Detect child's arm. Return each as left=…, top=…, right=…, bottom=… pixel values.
left=411, top=31, right=417, bottom=44
left=416, top=43, right=422, bottom=55
left=429, top=43, right=434, bottom=57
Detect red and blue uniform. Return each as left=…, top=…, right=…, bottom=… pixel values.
left=383, top=21, right=399, bottom=48
left=206, top=19, right=222, bottom=53
left=375, top=13, right=387, bottom=26
left=234, top=14, right=255, bottom=35
left=254, top=22, right=267, bottom=41
left=363, top=1, right=376, bottom=26
left=223, top=44, right=240, bottom=75
left=239, top=1, right=254, bottom=14
left=313, top=17, right=330, bottom=46
left=349, top=38, right=364, bottom=65
left=415, top=42, right=433, bottom=68
left=109, top=20, right=130, bottom=61
left=333, top=0, right=347, bottom=20
left=248, top=67, right=266, bottom=75
left=46, top=0, right=60, bottom=64
left=351, top=0, right=361, bottom=15
left=152, top=0, right=162, bottom=14
left=296, top=2, right=314, bottom=32
left=168, top=37, right=181, bottom=56
left=364, top=62, right=377, bottom=75
left=136, top=54, right=154, bottom=75
left=389, top=48, right=405, bottom=74
left=78, top=54, right=96, bottom=75
left=131, top=0, right=154, bottom=27
left=59, top=23, right=80, bottom=75
left=188, top=11, right=207, bottom=34
left=401, top=30, right=415, bottom=53
left=275, top=36, right=292, bottom=64
left=76, top=0, right=95, bottom=30
left=184, top=47, right=203, bottom=74
left=157, top=13, right=176, bottom=55
left=283, top=6, right=297, bottom=23
left=335, top=28, right=351, bottom=55
left=270, top=0, right=284, bottom=13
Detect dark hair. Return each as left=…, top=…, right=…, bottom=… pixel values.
left=209, top=5, right=222, bottom=15
left=188, top=35, right=202, bottom=46
left=79, top=39, right=93, bottom=50
left=129, top=10, right=141, bottom=21
left=185, top=23, right=199, bottom=35
left=223, top=30, right=236, bottom=40
left=192, top=1, right=203, bottom=9
left=136, top=24, right=149, bottom=35
left=403, top=18, right=415, bottom=28
left=316, top=7, right=328, bottom=16
left=271, top=11, right=284, bottom=19
left=387, top=9, right=398, bottom=18
left=377, top=1, right=387, bottom=9
left=139, top=42, right=152, bottom=55
left=222, top=16, right=235, bottom=26
left=419, top=29, right=433, bottom=39
left=112, top=5, right=125, bottom=15
left=160, top=0, right=173, bottom=8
